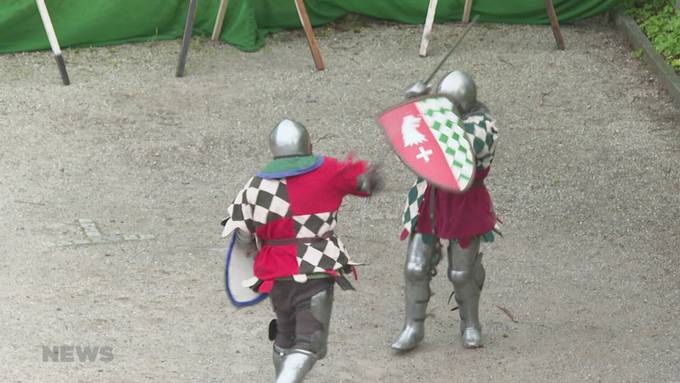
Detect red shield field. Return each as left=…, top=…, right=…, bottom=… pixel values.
left=379, top=96, right=476, bottom=193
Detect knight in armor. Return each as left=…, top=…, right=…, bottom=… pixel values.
left=221, top=119, right=383, bottom=382
left=393, top=70, right=499, bottom=351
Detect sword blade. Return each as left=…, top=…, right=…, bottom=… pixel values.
left=424, top=15, right=479, bottom=85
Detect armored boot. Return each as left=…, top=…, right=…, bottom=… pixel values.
left=448, top=238, right=485, bottom=348
left=392, top=234, right=436, bottom=351
left=273, top=344, right=290, bottom=378
left=275, top=287, right=333, bottom=382
left=275, top=349, right=317, bottom=383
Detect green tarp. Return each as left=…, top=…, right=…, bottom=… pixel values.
left=0, top=0, right=620, bottom=54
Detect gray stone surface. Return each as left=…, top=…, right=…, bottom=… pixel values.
left=0, top=17, right=679, bottom=382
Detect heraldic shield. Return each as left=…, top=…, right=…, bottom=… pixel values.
left=224, top=233, right=267, bottom=307
left=379, top=96, right=476, bottom=193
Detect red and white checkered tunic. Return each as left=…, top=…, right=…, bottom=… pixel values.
left=222, top=156, right=369, bottom=293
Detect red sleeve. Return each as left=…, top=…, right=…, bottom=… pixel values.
left=334, top=155, right=369, bottom=197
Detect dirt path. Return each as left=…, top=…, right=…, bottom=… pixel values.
left=1, top=17, right=678, bottom=382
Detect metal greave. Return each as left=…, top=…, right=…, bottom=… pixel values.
left=274, top=289, right=333, bottom=382
left=273, top=344, right=289, bottom=378
left=308, top=288, right=333, bottom=359
left=275, top=349, right=317, bottom=383
left=447, top=237, right=484, bottom=348
left=391, top=233, right=435, bottom=351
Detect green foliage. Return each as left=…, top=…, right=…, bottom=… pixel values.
left=632, top=48, right=644, bottom=59
left=626, top=0, right=680, bottom=74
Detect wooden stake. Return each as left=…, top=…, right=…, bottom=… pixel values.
left=294, top=0, right=325, bottom=71
left=176, top=0, right=198, bottom=77
left=462, top=0, right=474, bottom=24
left=545, top=0, right=565, bottom=50
left=211, top=0, right=229, bottom=41
left=35, top=0, right=69, bottom=85
left=419, top=0, right=439, bottom=57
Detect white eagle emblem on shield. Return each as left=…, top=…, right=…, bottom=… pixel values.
left=379, top=96, right=476, bottom=193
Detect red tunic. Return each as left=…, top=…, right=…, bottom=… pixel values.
left=249, top=157, right=368, bottom=292
left=414, top=167, right=496, bottom=248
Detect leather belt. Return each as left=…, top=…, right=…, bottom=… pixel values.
left=262, top=231, right=334, bottom=246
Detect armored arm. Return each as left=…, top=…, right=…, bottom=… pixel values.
left=235, top=229, right=258, bottom=258
left=404, top=81, right=431, bottom=99
left=221, top=217, right=258, bottom=256
left=356, top=165, right=385, bottom=195
left=220, top=178, right=259, bottom=256
left=403, top=79, right=462, bottom=116
left=235, top=228, right=254, bottom=243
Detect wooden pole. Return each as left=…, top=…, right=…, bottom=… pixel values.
left=462, top=0, right=474, bottom=24
left=211, top=0, right=229, bottom=41
left=35, top=0, right=69, bottom=85
left=419, top=0, right=439, bottom=57
left=176, top=0, right=198, bottom=77
left=294, top=0, right=325, bottom=71
left=545, top=0, right=565, bottom=50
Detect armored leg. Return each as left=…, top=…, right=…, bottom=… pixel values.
left=276, top=287, right=333, bottom=382
left=447, top=237, right=485, bottom=348
left=271, top=301, right=295, bottom=378
left=294, top=287, right=333, bottom=359
left=273, top=344, right=290, bottom=377
left=275, top=349, right=318, bottom=383
left=391, top=233, right=436, bottom=351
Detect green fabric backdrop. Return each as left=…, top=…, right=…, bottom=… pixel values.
left=0, top=0, right=620, bottom=54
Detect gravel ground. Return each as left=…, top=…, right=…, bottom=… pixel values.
left=1, top=16, right=679, bottom=383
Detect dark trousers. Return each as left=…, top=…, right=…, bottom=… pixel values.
left=270, top=278, right=334, bottom=354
